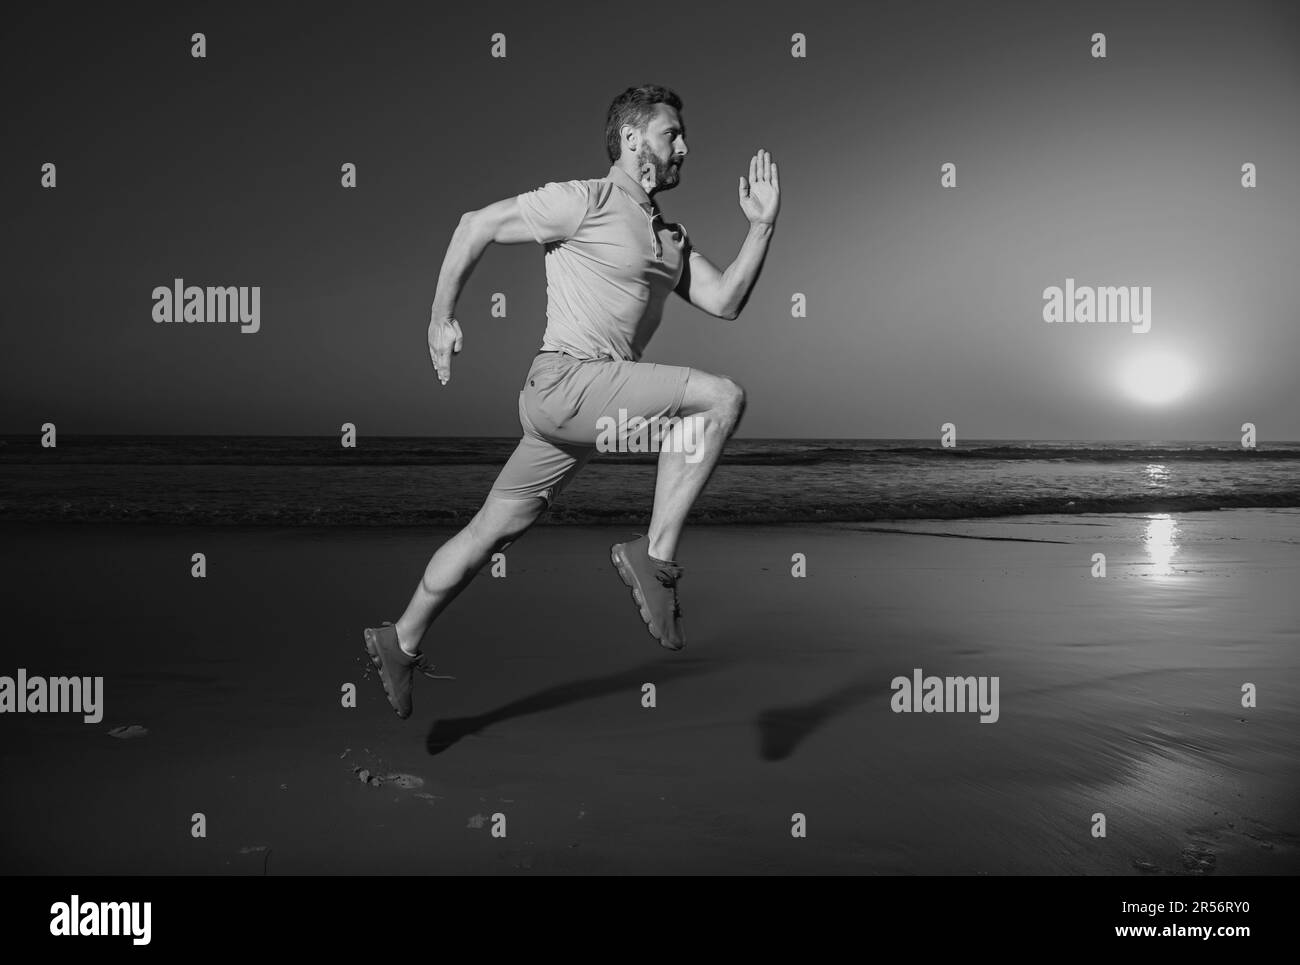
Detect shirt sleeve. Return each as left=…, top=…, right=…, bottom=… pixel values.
left=515, top=179, right=590, bottom=244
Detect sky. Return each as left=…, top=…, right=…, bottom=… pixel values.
left=3, top=0, right=1298, bottom=440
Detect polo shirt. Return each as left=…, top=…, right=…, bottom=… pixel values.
left=515, top=163, right=690, bottom=362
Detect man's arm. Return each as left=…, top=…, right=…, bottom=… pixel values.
left=674, top=222, right=776, bottom=321
left=673, top=149, right=780, bottom=321
left=431, top=198, right=536, bottom=320
left=427, top=198, right=538, bottom=385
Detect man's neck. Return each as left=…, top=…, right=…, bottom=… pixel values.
left=616, top=160, right=657, bottom=197
left=608, top=162, right=659, bottom=210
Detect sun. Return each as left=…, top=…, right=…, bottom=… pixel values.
left=1117, top=350, right=1195, bottom=405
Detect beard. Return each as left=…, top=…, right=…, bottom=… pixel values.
left=637, top=144, right=681, bottom=193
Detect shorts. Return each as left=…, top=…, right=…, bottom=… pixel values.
left=489, top=350, right=694, bottom=506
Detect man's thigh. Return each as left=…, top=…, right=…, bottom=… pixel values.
left=487, top=429, right=594, bottom=508
left=526, top=355, right=694, bottom=448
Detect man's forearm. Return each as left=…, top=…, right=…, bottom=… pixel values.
left=718, top=220, right=775, bottom=319
left=431, top=214, right=491, bottom=321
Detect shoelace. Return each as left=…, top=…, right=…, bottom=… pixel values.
left=381, top=622, right=456, bottom=679
left=654, top=564, right=685, bottom=619
left=410, top=653, right=456, bottom=681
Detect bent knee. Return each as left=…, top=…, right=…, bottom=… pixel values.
left=726, top=378, right=747, bottom=412
left=472, top=496, right=546, bottom=552
left=712, top=376, right=745, bottom=421
left=679, top=371, right=747, bottom=423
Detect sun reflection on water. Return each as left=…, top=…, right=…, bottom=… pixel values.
left=1143, top=513, right=1179, bottom=577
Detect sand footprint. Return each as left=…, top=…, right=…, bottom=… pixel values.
left=1180, top=841, right=1217, bottom=873
left=381, top=773, right=425, bottom=790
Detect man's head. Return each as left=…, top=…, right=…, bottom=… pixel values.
left=605, top=85, right=688, bottom=196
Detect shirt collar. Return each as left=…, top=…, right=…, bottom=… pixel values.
left=607, top=163, right=661, bottom=217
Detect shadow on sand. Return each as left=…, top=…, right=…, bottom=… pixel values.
left=425, top=657, right=720, bottom=755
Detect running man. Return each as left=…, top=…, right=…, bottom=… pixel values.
left=364, top=85, right=780, bottom=719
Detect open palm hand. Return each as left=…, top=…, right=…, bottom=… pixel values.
left=738, top=149, right=780, bottom=225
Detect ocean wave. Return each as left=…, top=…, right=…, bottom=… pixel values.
left=3, top=438, right=1295, bottom=467
left=4, top=490, right=1296, bottom=527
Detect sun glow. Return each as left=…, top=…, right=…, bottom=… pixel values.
left=1118, top=351, right=1194, bottom=405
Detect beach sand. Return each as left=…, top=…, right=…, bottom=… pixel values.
left=1, top=509, right=1296, bottom=874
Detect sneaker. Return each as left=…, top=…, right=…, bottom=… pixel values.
left=610, top=535, right=686, bottom=650
left=362, top=621, right=453, bottom=720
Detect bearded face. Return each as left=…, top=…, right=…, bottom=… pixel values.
left=636, top=138, right=682, bottom=194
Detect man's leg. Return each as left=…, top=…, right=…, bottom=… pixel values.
left=392, top=493, right=547, bottom=655
left=364, top=433, right=589, bottom=719
left=646, top=370, right=747, bottom=562
left=386, top=413, right=593, bottom=657
left=365, top=361, right=594, bottom=719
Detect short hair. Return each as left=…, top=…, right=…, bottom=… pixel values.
left=604, top=85, right=684, bottom=164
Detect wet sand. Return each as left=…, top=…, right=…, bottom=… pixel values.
left=0, top=510, right=1296, bottom=874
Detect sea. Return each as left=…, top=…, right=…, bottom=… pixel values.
left=1, top=436, right=1296, bottom=526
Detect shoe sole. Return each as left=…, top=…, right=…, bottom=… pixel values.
left=610, top=544, right=685, bottom=651
left=363, top=628, right=410, bottom=719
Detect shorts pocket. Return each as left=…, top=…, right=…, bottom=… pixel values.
left=523, top=356, right=581, bottom=437
left=526, top=354, right=567, bottom=392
